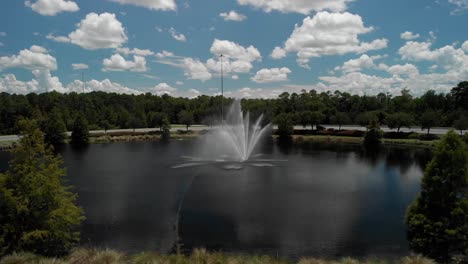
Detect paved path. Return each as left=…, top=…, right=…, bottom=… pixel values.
left=0, top=125, right=461, bottom=142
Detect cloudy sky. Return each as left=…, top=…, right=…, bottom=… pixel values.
left=1, top=0, right=468, bottom=98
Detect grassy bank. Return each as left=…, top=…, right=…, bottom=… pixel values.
left=0, top=248, right=436, bottom=264
left=0, top=130, right=439, bottom=150
left=286, top=135, right=436, bottom=148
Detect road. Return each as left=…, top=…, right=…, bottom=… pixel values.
left=0, top=125, right=461, bottom=142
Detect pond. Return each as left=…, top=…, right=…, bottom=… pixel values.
left=0, top=140, right=433, bottom=260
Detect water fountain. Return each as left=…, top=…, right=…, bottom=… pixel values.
left=172, top=100, right=274, bottom=170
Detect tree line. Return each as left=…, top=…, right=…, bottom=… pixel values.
left=0, top=82, right=467, bottom=135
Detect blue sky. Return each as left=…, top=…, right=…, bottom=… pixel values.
left=1, top=0, right=468, bottom=97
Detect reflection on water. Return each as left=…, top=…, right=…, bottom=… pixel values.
left=0, top=141, right=432, bottom=259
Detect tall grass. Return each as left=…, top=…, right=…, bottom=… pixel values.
left=0, top=249, right=437, bottom=264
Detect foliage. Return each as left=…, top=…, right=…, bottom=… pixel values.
left=0, top=248, right=437, bottom=264
left=356, top=112, right=378, bottom=129
left=148, top=112, right=168, bottom=131
left=454, top=118, right=468, bottom=135
left=330, top=112, right=351, bottom=130
left=0, top=119, right=84, bottom=257
left=43, top=109, right=67, bottom=146
left=386, top=112, right=413, bottom=132
left=275, top=113, right=294, bottom=138
left=420, top=111, right=439, bottom=134
left=160, top=120, right=171, bottom=141
left=70, top=114, right=89, bottom=146
left=363, top=121, right=383, bottom=146
left=178, top=110, right=193, bottom=131
left=0, top=85, right=466, bottom=136
left=405, top=131, right=468, bottom=261
left=451, top=81, right=468, bottom=111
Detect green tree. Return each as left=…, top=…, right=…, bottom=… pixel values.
left=454, top=118, right=468, bottom=135
left=300, top=111, right=312, bottom=129
left=363, top=120, right=382, bottom=146
left=100, top=120, right=111, bottom=134
left=420, top=111, right=439, bottom=134
left=70, top=114, right=89, bottom=146
left=355, top=112, right=378, bottom=131
left=160, top=120, right=171, bottom=141
left=43, top=109, right=67, bottom=146
left=451, top=81, right=468, bottom=110
left=275, top=113, right=294, bottom=138
left=148, top=112, right=168, bottom=131
left=405, top=131, right=468, bottom=261
left=178, top=111, right=193, bottom=131
left=386, top=112, right=414, bottom=132
left=0, top=119, right=84, bottom=256
left=330, top=112, right=351, bottom=130
left=310, top=111, right=325, bottom=130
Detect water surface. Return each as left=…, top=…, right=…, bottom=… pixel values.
left=0, top=140, right=432, bottom=259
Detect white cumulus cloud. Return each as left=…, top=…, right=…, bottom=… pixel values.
left=462, top=40, right=468, bottom=52
left=237, top=0, right=353, bottom=14
left=335, top=54, right=381, bottom=73
left=154, top=82, right=177, bottom=95
left=400, top=31, right=420, bottom=40
left=25, top=0, right=79, bottom=16
left=278, top=12, right=388, bottom=67
left=271, top=46, right=286, bottom=59
left=49, top=13, right=128, bottom=50
left=0, top=45, right=57, bottom=71
left=169, top=27, right=187, bottom=42
left=210, top=39, right=261, bottom=62
left=448, top=0, right=468, bottom=14
left=103, top=54, right=147, bottom=72
left=220, top=11, right=247, bottom=21
left=252, top=67, right=291, bottom=83
left=399, top=41, right=468, bottom=71
left=107, top=0, right=176, bottom=11
left=182, top=58, right=212, bottom=81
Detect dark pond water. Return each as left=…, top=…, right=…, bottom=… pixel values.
left=0, top=140, right=433, bottom=259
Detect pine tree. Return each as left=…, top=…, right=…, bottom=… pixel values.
left=405, top=131, right=468, bottom=261
left=70, top=114, right=89, bottom=146
left=43, top=109, right=67, bottom=146
left=0, top=119, right=84, bottom=257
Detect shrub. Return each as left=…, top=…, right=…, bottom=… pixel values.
left=0, top=120, right=84, bottom=257
left=275, top=113, right=294, bottom=138
left=406, top=131, right=468, bottom=261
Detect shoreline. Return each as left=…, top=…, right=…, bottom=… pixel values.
left=0, top=131, right=438, bottom=150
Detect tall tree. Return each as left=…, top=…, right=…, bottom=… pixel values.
left=420, top=111, right=439, bottom=134
left=43, top=109, right=67, bottom=146
left=405, top=131, right=468, bottom=261
left=0, top=119, right=84, bottom=256
left=330, top=112, right=351, bottom=130
left=454, top=118, right=468, bottom=135
left=70, top=114, right=89, bottom=146
left=275, top=113, right=294, bottom=138
left=178, top=111, right=193, bottom=132
left=451, top=81, right=468, bottom=110
left=386, top=112, right=414, bottom=132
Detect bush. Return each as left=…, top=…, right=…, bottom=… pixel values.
left=418, top=134, right=439, bottom=141
left=0, top=120, right=84, bottom=257
left=406, top=131, right=468, bottom=261
left=363, top=122, right=382, bottom=146
left=275, top=113, right=294, bottom=138
left=383, top=132, right=412, bottom=139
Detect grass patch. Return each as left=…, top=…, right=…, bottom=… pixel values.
left=0, top=249, right=437, bottom=264
left=0, top=140, right=15, bottom=150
